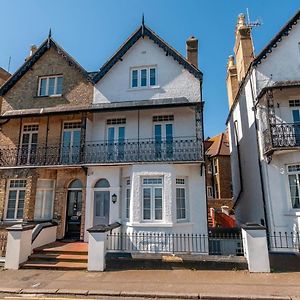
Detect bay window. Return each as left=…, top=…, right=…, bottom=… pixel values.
left=287, top=165, right=300, bottom=209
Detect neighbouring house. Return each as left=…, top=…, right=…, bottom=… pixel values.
left=226, top=10, right=300, bottom=242
left=0, top=67, right=10, bottom=87
left=0, top=21, right=206, bottom=254
left=205, top=132, right=234, bottom=228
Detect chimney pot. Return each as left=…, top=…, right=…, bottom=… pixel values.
left=186, top=36, right=198, bottom=68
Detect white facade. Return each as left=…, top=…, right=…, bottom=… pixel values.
left=227, top=20, right=300, bottom=234
left=83, top=27, right=206, bottom=242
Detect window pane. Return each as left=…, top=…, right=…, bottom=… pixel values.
left=126, top=188, right=130, bottom=219
left=150, top=68, right=156, bottom=86
left=154, top=188, right=162, bottom=220
left=56, top=77, right=63, bottom=94
left=176, top=188, right=186, bottom=220
left=289, top=175, right=300, bottom=208
left=141, top=69, right=147, bottom=87
left=39, top=78, right=47, bottom=96
left=143, top=188, right=151, bottom=220
left=44, top=190, right=54, bottom=219
left=132, top=70, right=138, bottom=87
left=48, top=78, right=55, bottom=95
left=6, top=191, right=17, bottom=219
left=34, top=190, right=43, bottom=219
left=17, top=190, right=25, bottom=219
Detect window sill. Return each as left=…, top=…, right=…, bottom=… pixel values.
left=175, top=221, right=192, bottom=225
left=127, top=86, right=160, bottom=92
left=34, top=94, right=63, bottom=98
left=125, top=222, right=174, bottom=228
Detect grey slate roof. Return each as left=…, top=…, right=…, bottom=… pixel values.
left=0, top=97, right=200, bottom=119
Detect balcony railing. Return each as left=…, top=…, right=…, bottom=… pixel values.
left=0, top=137, right=202, bottom=167
left=263, top=123, right=300, bottom=154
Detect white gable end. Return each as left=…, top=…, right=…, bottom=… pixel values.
left=256, top=22, right=300, bottom=91
left=94, top=36, right=200, bottom=103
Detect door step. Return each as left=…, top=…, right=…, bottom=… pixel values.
left=21, top=241, right=88, bottom=270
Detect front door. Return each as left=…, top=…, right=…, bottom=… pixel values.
left=65, top=190, right=82, bottom=239
left=94, top=191, right=110, bottom=225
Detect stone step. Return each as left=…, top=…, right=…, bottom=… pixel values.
left=33, top=249, right=88, bottom=256
left=21, top=260, right=87, bottom=270
left=28, top=253, right=88, bottom=263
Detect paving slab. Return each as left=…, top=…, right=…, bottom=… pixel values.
left=88, top=290, right=121, bottom=296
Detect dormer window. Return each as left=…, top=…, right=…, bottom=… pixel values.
left=130, top=67, right=157, bottom=88
left=38, top=75, right=63, bottom=96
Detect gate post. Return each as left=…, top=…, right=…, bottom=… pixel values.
left=241, top=223, right=270, bottom=273
left=87, top=222, right=121, bottom=272
left=5, top=224, right=35, bottom=270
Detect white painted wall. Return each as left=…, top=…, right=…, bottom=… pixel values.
left=94, top=36, right=200, bottom=103
left=256, top=23, right=300, bottom=92
left=87, top=107, right=196, bottom=142
left=84, top=163, right=207, bottom=241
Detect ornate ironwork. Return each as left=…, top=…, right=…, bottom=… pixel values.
left=263, top=123, right=300, bottom=154
left=0, top=136, right=203, bottom=168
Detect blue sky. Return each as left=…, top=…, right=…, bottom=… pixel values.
left=0, top=1, right=299, bottom=137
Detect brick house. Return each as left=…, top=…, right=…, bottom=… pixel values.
left=205, top=131, right=233, bottom=211
left=0, top=35, right=93, bottom=240
left=0, top=22, right=206, bottom=248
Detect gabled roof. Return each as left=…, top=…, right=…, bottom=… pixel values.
left=253, top=9, right=300, bottom=66
left=93, top=24, right=203, bottom=83
left=0, top=37, right=92, bottom=96
left=206, top=132, right=230, bottom=157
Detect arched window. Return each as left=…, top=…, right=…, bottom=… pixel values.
left=68, top=179, right=83, bottom=189
left=94, top=178, right=110, bottom=188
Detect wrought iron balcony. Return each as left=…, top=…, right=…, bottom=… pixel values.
left=263, top=123, right=300, bottom=154
left=0, top=137, right=202, bottom=167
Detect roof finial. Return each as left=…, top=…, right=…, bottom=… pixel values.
left=141, top=13, right=145, bottom=38
left=47, top=28, right=52, bottom=48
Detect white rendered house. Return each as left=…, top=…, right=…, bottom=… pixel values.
left=83, top=22, right=207, bottom=242
left=226, top=11, right=300, bottom=240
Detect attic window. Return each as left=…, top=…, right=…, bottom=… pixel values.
left=38, top=75, right=63, bottom=97
left=130, top=67, right=157, bottom=88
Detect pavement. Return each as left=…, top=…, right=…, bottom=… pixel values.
left=0, top=269, right=299, bottom=300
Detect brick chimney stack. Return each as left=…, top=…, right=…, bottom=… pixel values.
left=234, top=13, right=254, bottom=82
left=226, top=55, right=238, bottom=109
left=30, top=45, right=37, bottom=56
left=186, top=36, right=198, bottom=68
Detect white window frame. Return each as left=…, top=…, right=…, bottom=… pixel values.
left=142, top=177, right=163, bottom=222
left=130, top=66, right=157, bottom=89
left=34, top=179, right=55, bottom=220
left=5, top=179, right=27, bottom=220
left=38, top=75, right=63, bottom=97
left=207, top=186, right=213, bottom=198
left=286, top=164, right=300, bottom=210
left=176, top=178, right=188, bottom=221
